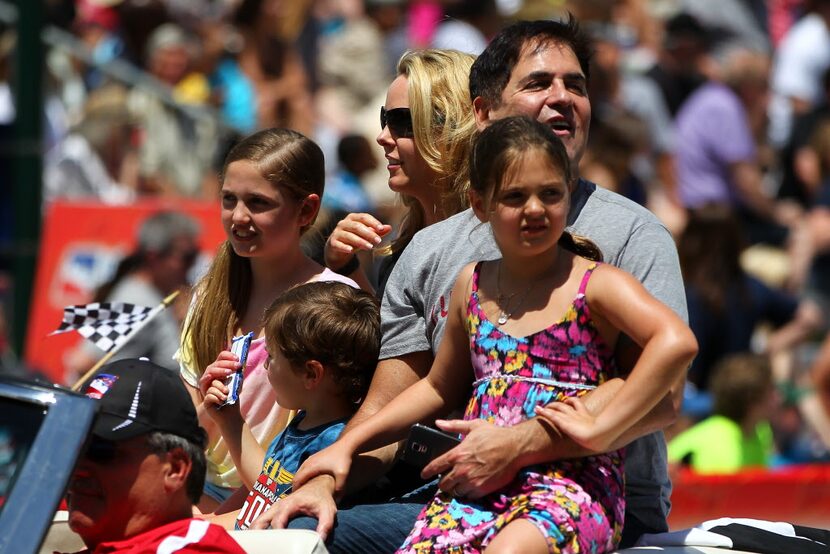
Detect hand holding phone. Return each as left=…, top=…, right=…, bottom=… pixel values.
left=401, top=424, right=461, bottom=467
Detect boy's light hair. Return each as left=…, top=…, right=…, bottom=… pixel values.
left=710, top=353, right=773, bottom=423
left=263, top=281, right=380, bottom=405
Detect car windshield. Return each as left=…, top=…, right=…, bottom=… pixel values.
left=0, top=397, right=47, bottom=514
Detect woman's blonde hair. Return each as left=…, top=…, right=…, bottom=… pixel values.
left=183, top=128, right=325, bottom=374
left=383, top=49, right=477, bottom=255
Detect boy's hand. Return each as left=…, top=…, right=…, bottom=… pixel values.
left=199, top=350, right=242, bottom=420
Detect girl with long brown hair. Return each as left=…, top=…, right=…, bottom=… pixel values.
left=178, top=128, right=357, bottom=511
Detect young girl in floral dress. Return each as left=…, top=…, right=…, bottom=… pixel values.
left=296, top=116, right=698, bottom=553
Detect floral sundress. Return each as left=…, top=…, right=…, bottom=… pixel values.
left=396, top=262, right=625, bottom=554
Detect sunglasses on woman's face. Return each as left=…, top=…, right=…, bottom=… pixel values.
left=380, top=107, right=414, bottom=138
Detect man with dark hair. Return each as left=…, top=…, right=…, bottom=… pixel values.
left=266, top=16, right=686, bottom=552
left=64, top=358, right=244, bottom=553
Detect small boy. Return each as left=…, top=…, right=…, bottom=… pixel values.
left=199, top=281, right=380, bottom=529
left=668, top=353, right=776, bottom=474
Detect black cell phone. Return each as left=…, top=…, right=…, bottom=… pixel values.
left=401, top=424, right=461, bottom=467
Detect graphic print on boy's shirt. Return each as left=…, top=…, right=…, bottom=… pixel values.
left=234, top=412, right=347, bottom=530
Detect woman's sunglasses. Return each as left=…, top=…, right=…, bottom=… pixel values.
left=380, top=107, right=414, bottom=138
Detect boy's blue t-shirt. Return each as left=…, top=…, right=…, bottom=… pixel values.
left=235, top=412, right=347, bottom=530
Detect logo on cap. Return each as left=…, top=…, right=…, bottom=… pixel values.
left=85, top=374, right=119, bottom=399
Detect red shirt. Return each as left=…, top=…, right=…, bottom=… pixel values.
left=62, top=518, right=245, bottom=554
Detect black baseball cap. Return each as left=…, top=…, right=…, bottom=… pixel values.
left=80, top=358, right=206, bottom=448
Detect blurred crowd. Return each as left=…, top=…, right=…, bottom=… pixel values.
left=1, top=0, right=830, bottom=473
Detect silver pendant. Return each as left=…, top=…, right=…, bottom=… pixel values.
left=497, top=312, right=509, bottom=325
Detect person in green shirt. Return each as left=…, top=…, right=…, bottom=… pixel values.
left=669, top=353, right=776, bottom=473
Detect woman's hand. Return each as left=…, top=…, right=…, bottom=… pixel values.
left=534, top=397, right=615, bottom=453
left=199, top=350, right=241, bottom=418
left=292, top=440, right=355, bottom=496
left=324, top=213, right=392, bottom=272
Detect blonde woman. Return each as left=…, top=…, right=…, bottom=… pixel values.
left=323, top=49, right=477, bottom=295
left=178, top=128, right=358, bottom=512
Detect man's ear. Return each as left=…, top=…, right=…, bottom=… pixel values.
left=469, top=189, right=489, bottom=223
left=303, top=360, right=325, bottom=390
left=472, top=96, right=493, bottom=131
left=163, top=448, right=192, bottom=495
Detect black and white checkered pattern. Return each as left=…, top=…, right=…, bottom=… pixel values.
left=53, top=302, right=154, bottom=353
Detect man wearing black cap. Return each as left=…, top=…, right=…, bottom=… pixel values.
left=65, top=358, right=244, bottom=553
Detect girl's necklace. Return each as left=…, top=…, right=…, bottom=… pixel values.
left=495, top=262, right=539, bottom=326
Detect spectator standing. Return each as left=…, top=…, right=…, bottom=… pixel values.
left=674, top=48, right=797, bottom=246
left=644, top=12, right=712, bottom=117
left=679, top=206, right=822, bottom=390
left=129, top=23, right=219, bottom=198
left=430, top=0, right=501, bottom=55
left=324, top=134, right=378, bottom=216
left=769, top=0, right=830, bottom=147
left=208, top=0, right=315, bottom=136
left=65, top=211, right=200, bottom=377
left=43, top=84, right=137, bottom=205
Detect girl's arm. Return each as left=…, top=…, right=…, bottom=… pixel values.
left=537, top=264, right=698, bottom=452
left=199, top=351, right=267, bottom=490
left=292, top=264, right=476, bottom=492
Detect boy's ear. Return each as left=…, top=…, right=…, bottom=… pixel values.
left=469, top=189, right=489, bottom=223
left=302, top=360, right=325, bottom=389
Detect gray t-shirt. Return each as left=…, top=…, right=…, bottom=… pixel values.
left=380, top=179, right=687, bottom=531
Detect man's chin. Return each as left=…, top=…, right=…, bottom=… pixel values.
left=67, top=499, right=104, bottom=535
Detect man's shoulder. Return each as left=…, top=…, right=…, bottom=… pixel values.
left=575, top=181, right=667, bottom=231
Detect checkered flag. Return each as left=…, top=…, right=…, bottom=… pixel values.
left=52, top=301, right=155, bottom=353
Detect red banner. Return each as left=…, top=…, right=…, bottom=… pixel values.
left=669, top=465, right=830, bottom=530
left=24, top=200, right=225, bottom=384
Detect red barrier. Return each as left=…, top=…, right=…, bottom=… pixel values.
left=669, top=465, right=830, bottom=530
left=24, top=200, right=225, bottom=384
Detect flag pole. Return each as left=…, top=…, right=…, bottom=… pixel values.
left=71, top=290, right=181, bottom=391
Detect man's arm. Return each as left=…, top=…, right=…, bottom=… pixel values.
left=426, top=219, right=688, bottom=497
left=336, top=350, right=434, bottom=493
left=424, top=375, right=677, bottom=498
left=730, top=161, right=790, bottom=223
